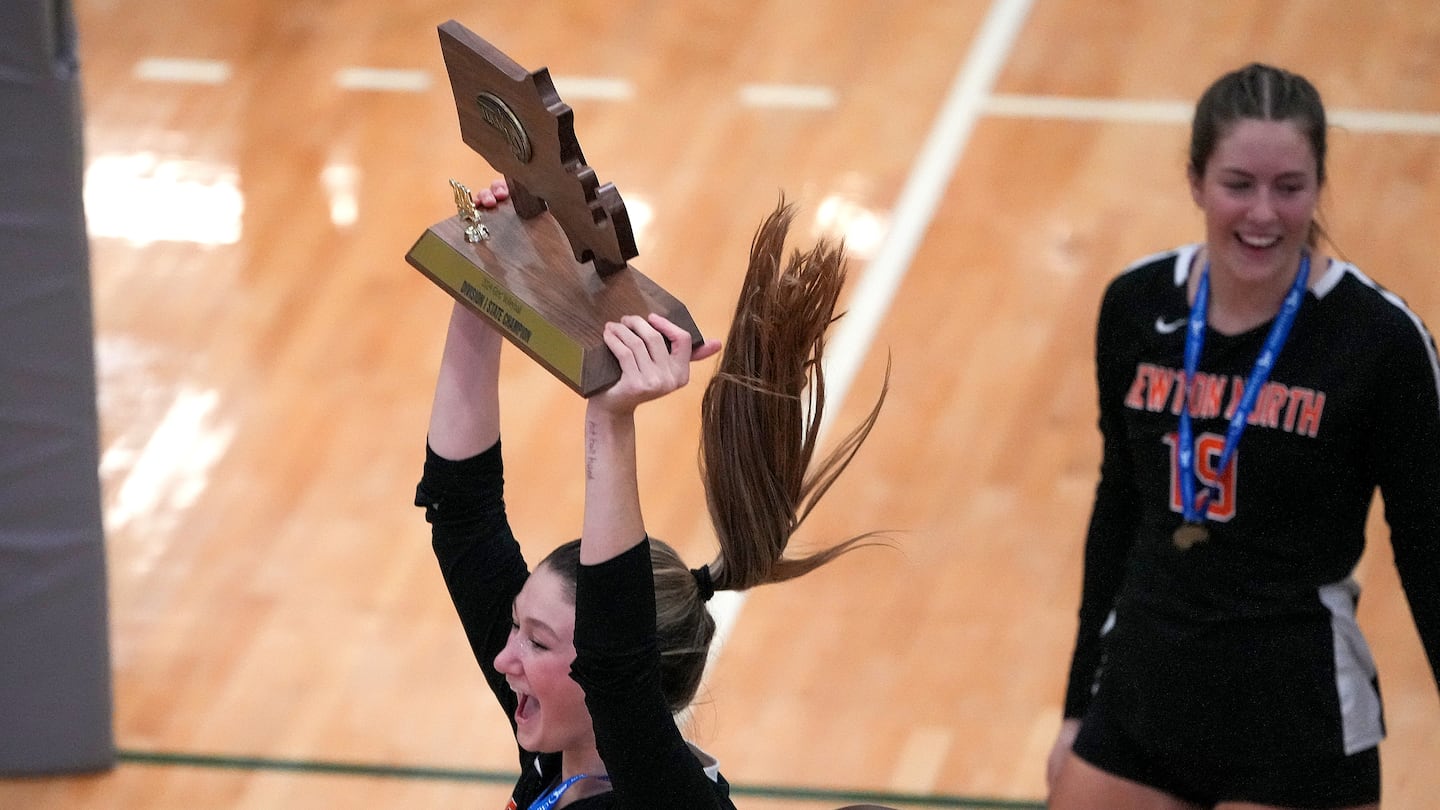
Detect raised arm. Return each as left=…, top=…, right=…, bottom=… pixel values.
left=579, top=314, right=720, bottom=566
left=426, top=180, right=510, bottom=460
left=426, top=302, right=503, bottom=460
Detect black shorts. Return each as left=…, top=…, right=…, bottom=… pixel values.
left=1074, top=697, right=1380, bottom=806
left=1073, top=601, right=1383, bottom=807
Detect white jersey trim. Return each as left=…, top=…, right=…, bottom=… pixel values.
left=1310, top=255, right=1347, bottom=297
left=1166, top=244, right=1201, bottom=288
left=687, top=742, right=723, bottom=783
left=1324, top=261, right=1440, bottom=418
left=1117, top=244, right=1198, bottom=287
left=1318, top=578, right=1385, bottom=755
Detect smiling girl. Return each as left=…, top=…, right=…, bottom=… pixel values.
left=1046, top=63, right=1440, bottom=810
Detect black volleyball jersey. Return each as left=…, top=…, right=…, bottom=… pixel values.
left=1065, top=245, right=1440, bottom=717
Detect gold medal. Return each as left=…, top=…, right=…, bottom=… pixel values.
left=1172, top=522, right=1209, bottom=550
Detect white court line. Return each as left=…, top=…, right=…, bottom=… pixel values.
left=1329, top=109, right=1440, bottom=136
left=553, top=76, right=635, bottom=102
left=987, top=93, right=1191, bottom=124
left=987, top=93, right=1440, bottom=136
left=335, top=67, right=431, bottom=93
left=705, top=0, right=1038, bottom=663
left=739, top=83, right=838, bottom=110
left=889, top=727, right=955, bottom=793
left=822, top=0, right=1037, bottom=418
left=133, top=58, right=231, bottom=85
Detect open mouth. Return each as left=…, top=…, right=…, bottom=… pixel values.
left=515, top=691, right=538, bottom=723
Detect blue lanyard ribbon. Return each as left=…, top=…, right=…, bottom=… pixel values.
left=527, top=773, right=609, bottom=810
left=1177, top=254, right=1310, bottom=524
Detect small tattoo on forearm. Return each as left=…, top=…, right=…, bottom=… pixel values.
left=585, top=424, right=598, bottom=480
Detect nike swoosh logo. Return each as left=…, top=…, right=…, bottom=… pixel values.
left=1154, top=317, right=1186, bottom=334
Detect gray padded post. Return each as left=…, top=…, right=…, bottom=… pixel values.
left=0, top=0, right=115, bottom=774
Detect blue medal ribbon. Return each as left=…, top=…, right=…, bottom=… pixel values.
left=1177, top=253, right=1310, bottom=528
left=527, top=773, right=610, bottom=810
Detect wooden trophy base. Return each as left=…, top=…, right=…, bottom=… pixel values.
left=406, top=199, right=703, bottom=397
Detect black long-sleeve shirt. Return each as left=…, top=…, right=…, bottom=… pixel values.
left=1064, top=246, right=1440, bottom=717
left=416, top=440, right=735, bottom=808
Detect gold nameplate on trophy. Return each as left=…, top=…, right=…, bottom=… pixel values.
left=405, top=20, right=703, bottom=397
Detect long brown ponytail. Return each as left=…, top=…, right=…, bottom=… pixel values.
left=699, top=198, right=890, bottom=591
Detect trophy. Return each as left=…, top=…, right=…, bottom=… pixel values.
left=406, top=20, right=704, bottom=396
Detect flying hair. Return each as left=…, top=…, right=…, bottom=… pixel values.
left=699, top=197, right=890, bottom=592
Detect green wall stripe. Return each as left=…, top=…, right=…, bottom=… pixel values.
left=116, top=749, right=1044, bottom=808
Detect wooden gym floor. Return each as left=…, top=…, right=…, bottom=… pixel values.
left=4, top=0, right=1439, bottom=807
